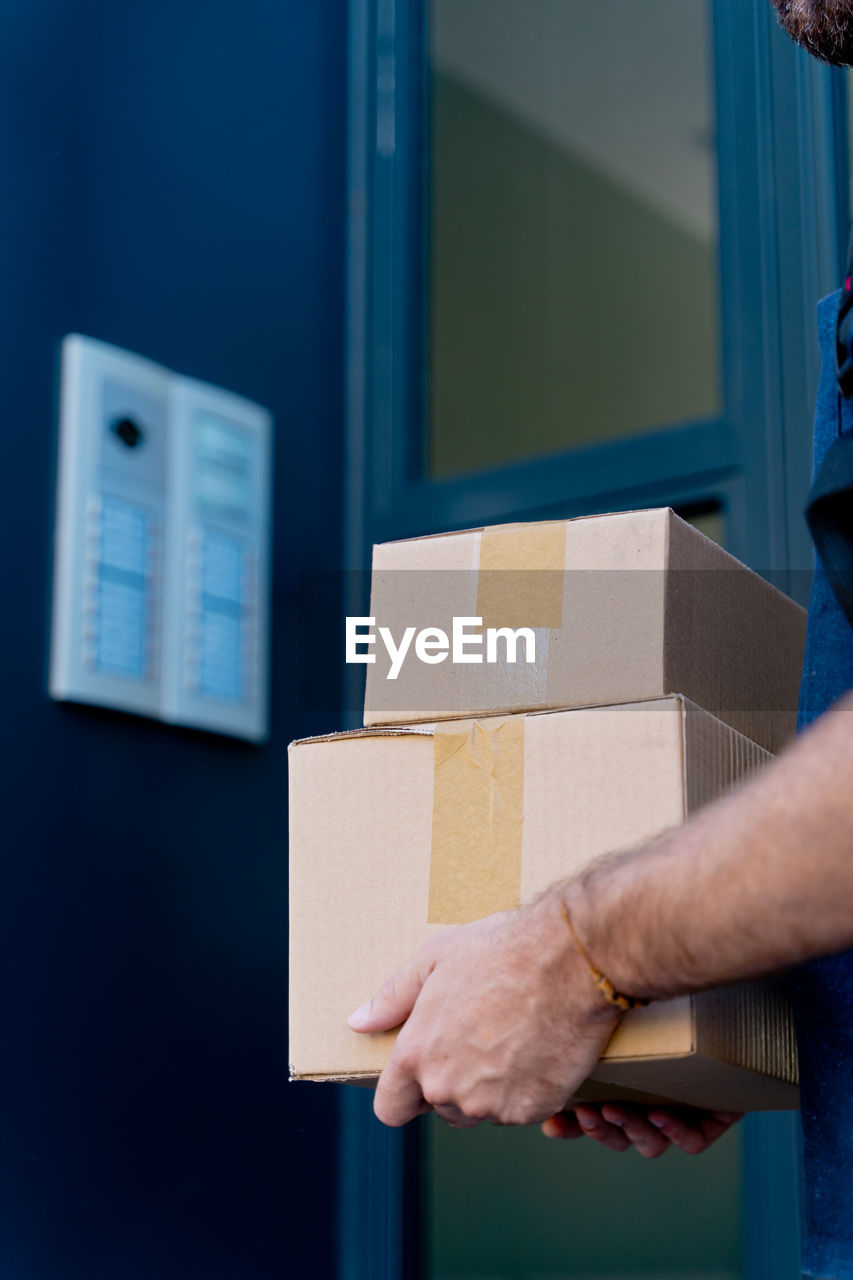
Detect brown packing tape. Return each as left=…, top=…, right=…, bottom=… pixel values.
left=476, top=522, right=565, bottom=630
left=428, top=718, right=525, bottom=925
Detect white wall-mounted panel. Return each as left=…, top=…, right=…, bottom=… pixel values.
left=50, top=335, right=272, bottom=742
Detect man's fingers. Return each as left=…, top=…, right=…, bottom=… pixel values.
left=701, top=1111, right=743, bottom=1143
left=574, top=1104, right=632, bottom=1153
left=542, top=1112, right=585, bottom=1140
left=374, top=1053, right=427, bottom=1127
left=543, top=1104, right=742, bottom=1156
left=646, top=1108, right=742, bottom=1155
left=349, top=945, right=438, bottom=1034
left=600, top=1104, right=672, bottom=1159
left=433, top=1104, right=481, bottom=1130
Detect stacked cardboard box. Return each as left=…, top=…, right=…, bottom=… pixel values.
left=289, top=508, right=807, bottom=1111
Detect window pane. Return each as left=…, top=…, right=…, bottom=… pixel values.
left=427, top=0, right=721, bottom=478
left=428, top=1116, right=742, bottom=1280
left=684, top=505, right=726, bottom=546
left=426, top=501, right=739, bottom=1280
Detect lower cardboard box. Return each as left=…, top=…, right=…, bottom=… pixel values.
left=288, top=695, right=799, bottom=1111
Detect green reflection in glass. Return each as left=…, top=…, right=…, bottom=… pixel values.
left=682, top=507, right=725, bottom=547
left=427, top=1, right=720, bottom=479
left=427, top=1114, right=741, bottom=1280
left=426, top=494, right=736, bottom=1280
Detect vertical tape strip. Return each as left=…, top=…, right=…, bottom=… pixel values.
left=476, top=522, right=566, bottom=630
left=428, top=717, right=525, bottom=925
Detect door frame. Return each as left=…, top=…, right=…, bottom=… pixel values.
left=341, top=1, right=848, bottom=1275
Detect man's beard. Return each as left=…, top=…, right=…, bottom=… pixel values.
left=770, top=0, right=853, bottom=64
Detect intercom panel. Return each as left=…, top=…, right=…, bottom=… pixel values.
left=160, top=377, right=272, bottom=740
left=50, top=335, right=272, bottom=741
left=50, top=337, right=169, bottom=717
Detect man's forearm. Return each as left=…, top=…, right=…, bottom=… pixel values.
left=565, top=691, right=853, bottom=1001
left=354, top=691, right=853, bottom=1131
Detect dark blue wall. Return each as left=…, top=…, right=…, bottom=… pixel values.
left=0, top=2, right=345, bottom=1275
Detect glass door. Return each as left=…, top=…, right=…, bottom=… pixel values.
left=342, top=0, right=847, bottom=1275
left=423, top=15, right=740, bottom=1272
left=427, top=0, right=720, bottom=479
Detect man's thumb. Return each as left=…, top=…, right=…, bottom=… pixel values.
left=348, top=952, right=433, bottom=1033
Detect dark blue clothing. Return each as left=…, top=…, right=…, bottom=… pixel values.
left=791, top=292, right=853, bottom=1280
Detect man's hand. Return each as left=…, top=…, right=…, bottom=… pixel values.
left=347, top=889, right=620, bottom=1128
left=541, top=1104, right=741, bottom=1158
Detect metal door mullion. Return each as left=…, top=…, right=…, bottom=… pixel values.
left=379, top=419, right=740, bottom=539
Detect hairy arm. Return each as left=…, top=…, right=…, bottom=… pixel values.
left=351, top=692, right=853, bottom=1142
left=569, top=690, right=853, bottom=1002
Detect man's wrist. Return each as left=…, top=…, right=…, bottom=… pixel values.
left=560, top=888, right=650, bottom=1012
left=561, top=867, right=657, bottom=1007
left=524, top=887, right=622, bottom=1029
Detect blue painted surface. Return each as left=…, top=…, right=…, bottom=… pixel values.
left=0, top=2, right=346, bottom=1276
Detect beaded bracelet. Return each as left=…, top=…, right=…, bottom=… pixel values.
left=560, top=901, right=649, bottom=1013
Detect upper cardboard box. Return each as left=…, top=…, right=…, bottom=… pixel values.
left=289, top=696, right=798, bottom=1111
left=364, top=508, right=806, bottom=753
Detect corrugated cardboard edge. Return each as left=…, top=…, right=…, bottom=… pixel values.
left=662, top=510, right=807, bottom=753
left=588, top=699, right=799, bottom=1107
left=291, top=1062, right=798, bottom=1109
left=680, top=695, right=773, bottom=818
left=680, top=699, right=799, bottom=1092
left=365, top=694, right=674, bottom=729
left=286, top=1068, right=749, bottom=1109
left=693, top=978, right=799, bottom=1085
left=301, top=698, right=696, bottom=748
left=290, top=1067, right=378, bottom=1084
left=288, top=726, right=433, bottom=749
left=588, top=1056, right=799, bottom=1111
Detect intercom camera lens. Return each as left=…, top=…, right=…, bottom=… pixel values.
left=112, top=417, right=144, bottom=449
